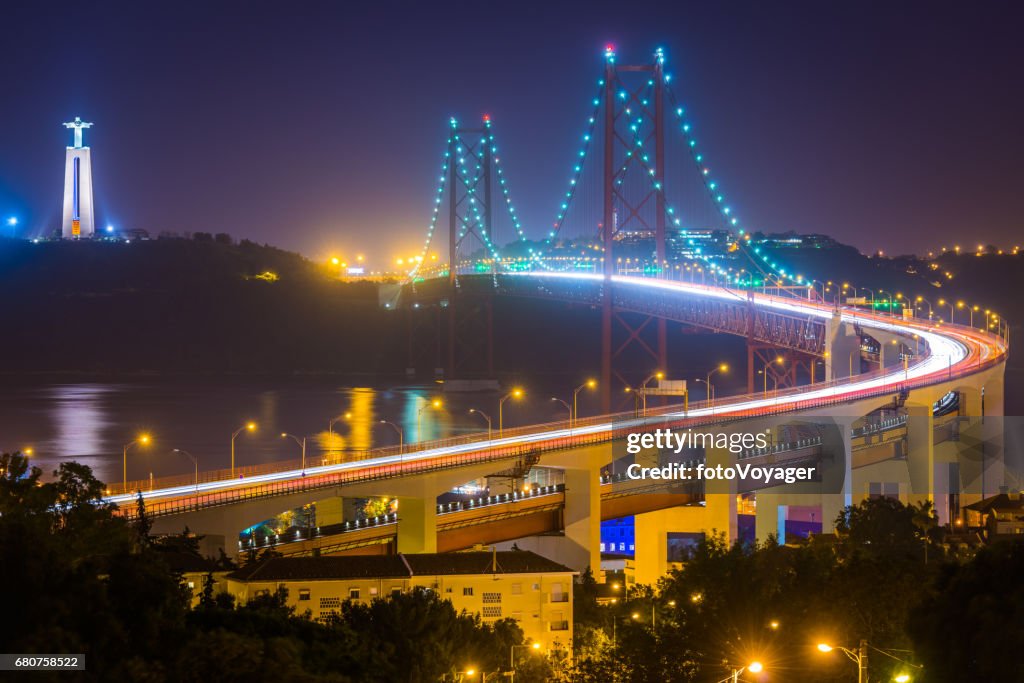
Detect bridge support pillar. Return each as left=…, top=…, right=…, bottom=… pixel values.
left=904, top=400, right=936, bottom=512
left=826, top=317, right=862, bottom=380
left=820, top=416, right=856, bottom=534
left=500, top=451, right=603, bottom=575
left=396, top=497, right=437, bottom=554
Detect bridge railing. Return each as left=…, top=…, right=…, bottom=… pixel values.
left=114, top=304, right=1007, bottom=514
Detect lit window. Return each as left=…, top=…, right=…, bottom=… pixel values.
left=298, top=589, right=310, bottom=601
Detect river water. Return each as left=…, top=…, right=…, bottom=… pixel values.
left=0, top=377, right=597, bottom=487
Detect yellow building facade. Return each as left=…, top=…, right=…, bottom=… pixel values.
left=223, top=551, right=574, bottom=652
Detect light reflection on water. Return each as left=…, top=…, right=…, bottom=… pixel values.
left=0, top=378, right=587, bottom=487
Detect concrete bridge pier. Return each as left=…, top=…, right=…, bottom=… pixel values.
left=827, top=317, right=863, bottom=380
left=396, top=496, right=437, bottom=553
left=503, top=445, right=605, bottom=575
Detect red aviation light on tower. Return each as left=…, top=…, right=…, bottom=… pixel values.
left=482, top=114, right=491, bottom=123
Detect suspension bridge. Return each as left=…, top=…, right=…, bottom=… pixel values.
left=108, top=47, right=1008, bottom=581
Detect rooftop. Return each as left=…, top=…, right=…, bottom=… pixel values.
left=227, top=551, right=575, bottom=583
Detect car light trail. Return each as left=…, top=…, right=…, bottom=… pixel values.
left=107, top=273, right=1004, bottom=508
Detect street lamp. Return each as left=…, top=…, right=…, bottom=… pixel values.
left=914, top=296, right=933, bottom=319
left=706, top=364, right=728, bottom=405
left=417, top=398, right=443, bottom=441
left=694, top=378, right=712, bottom=402
left=172, top=448, right=199, bottom=491
left=468, top=408, right=492, bottom=440
left=817, top=641, right=868, bottom=683
left=499, top=388, right=523, bottom=436
left=231, top=422, right=257, bottom=478
left=550, top=397, right=572, bottom=424
left=378, top=420, right=404, bottom=453
left=763, top=356, right=783, bottom=396
left=510, top=642, right=542, bottom=675
left=638, top=371, right=664, bottom=415
left=280, top=433, right=308, bottom=474
left=572, top=379, right=597, bottom=425
left=731, top=661, right=764, bottom=683
left=123, top=434, right=152, bottom=491
left=328, top=411, right=353, bottom=438
left=878, top=289, right=896, bottom=317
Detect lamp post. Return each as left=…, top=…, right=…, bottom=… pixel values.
left=763, top=357, right=783, bottom=396
left=550, top=397, right=572, bottom=425
left=328, top=412, right=352, bottom=439
left=706, top=364, right=728, bottom=405
left=231, top=422, right=256, bottom=478
left=915, top=296, right=933, bottom=320
left=499, top=388, right=523, bottom=436
left=417, top=398, right=443, bottom=441
left=639, top=371, right=664, bottom=416
left=878, top=289, right=895, bottom=317
left=694, top=378, right=713, bottom=402
left=817, top=641, right=868, bottom=683
left=572, top=379, right=597, bottom=425
left=468, top=408, right=492, bottom=440
left=509, top=642, right=542, bottom=682
left=730, top=661, right=764, bottom=683
left=172, top=448, right=199, bottom=491
left=378, top=420, right=403, bottom=453
left=280, top=433, right=308, bottom=474
left=123, top=434, right=151, bottom=491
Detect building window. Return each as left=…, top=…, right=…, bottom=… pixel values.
left=482, top=592, right=501, bottom=604
left=320, top=597, right=341, bottom=610
left=349, top=588, right=360, bottom=600
left=446, top=586, right=453, bottom=593
left=391, top=587, right=402, bottom=598
left=187, top=581, right=195, bottom=589
left=482, top=606, right=502, bottom=618
left=298, top=589, right=311, bottom=601
left=369, top=587, right=379, bottom=596
left=600, top=543, right=606, bottom=552
left=463, top=587, right=474, bottom=596
left=511, top=583, right=522, bottom=595
left=532, top=583, right=540, bottom=591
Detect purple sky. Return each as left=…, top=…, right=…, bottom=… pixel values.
left=1, top=0, right=1021, bottom=265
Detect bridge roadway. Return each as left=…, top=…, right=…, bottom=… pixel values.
left=243, top=434, right=827, bottom=557
left=110, top=273, right=1008, bottom=573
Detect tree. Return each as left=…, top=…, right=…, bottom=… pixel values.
left=908, top=540, right=1024, bottom=682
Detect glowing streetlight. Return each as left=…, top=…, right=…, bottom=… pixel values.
left=499, top=388, right=523, bottom=436
left=638, top=371, right=664, bottom=415
left=706, top=363, right=728, bottom=405
left=417, top=398, right=443, bottom=440
left=231, top=422, right=257, bottom=477
left=328, top=411, right=353, bottom=439
left=763, top=356, right=783, bottom=396
left=572, top=379, right=597, bottom=425
left=731, top=661, right=764, bottom=682
left=816, top=641, right=868, bottom=683
left=123, top=433, right=152, bottom=491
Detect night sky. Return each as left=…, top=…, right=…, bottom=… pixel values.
left=1, top=0, right=1021, bottom=262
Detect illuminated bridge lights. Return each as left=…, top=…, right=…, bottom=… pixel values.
left=108, top=271, right=1006, bottom=517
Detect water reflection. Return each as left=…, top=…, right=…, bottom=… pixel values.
left=0, top=379, right=586, bottom=485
